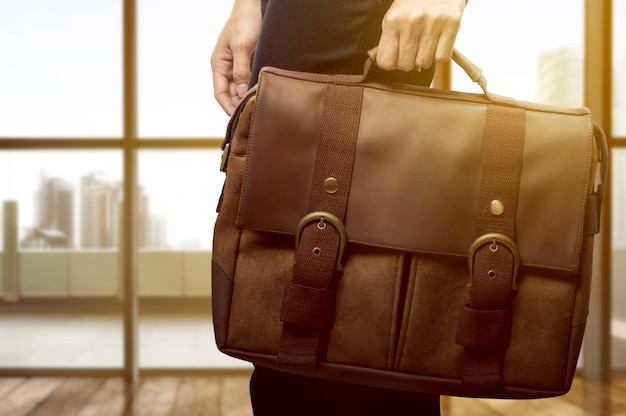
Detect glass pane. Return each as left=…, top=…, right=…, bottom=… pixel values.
left=0, top=0, right=122, bottom=138
left=614, top=0, right=626, bottom=137
left=452, top=0, right=583, bottom=107
left=137, top=150, right=222, bottom=250
left=138, top=0, right=231, bottom=138
left=613, top=0, right=626, bottom=372
left=137, top=150, right=247, bottom=368
left=0, top=151, right=123, bottom=368
left=612, top=149, right=626, bottom=370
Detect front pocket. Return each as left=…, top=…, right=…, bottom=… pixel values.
left=325, top=245, right=405, bottom=370
left=395, top=253, right=468, bottom=378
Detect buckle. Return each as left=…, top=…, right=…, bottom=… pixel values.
left=467, top=233, right=520, bottom=290
left=295, top=211, right=347, bottom=271
left=220, top=143, right=230, bottom=172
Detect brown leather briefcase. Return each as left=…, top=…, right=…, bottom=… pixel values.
left=211, top=51, right=608, bottom=398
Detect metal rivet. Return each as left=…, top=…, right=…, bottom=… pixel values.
left=324, top=177, right=339, bottom=194
left=490, top=200, right=505, bottom=216
left=488, top=270, right=497, bottom=278
left=312, top=247, right=322, bottom=256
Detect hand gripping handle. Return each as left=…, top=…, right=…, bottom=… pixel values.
left=366, top=47, right=489, bottom=96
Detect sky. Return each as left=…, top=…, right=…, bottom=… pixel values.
left=0, top=0, right=623, bottom=249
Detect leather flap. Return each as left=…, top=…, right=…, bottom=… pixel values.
left=238, top=68, right=596, bottom=272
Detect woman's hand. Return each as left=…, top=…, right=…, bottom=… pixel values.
left=376, top=0, right=466, bottom=72
left=211, top=0, right=262, bottom=115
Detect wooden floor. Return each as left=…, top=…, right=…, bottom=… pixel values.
left=0, top=373, right=624, bottom=416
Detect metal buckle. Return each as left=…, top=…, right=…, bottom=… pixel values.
left=220, top=143, right=230, bottom=172
left=295, top=211, right=347, bottom=271
left=467, top=233, right=520, bottom=290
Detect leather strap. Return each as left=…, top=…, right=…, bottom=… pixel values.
left=456, top=105, right=525, bottom=389
left=584, top=123, right=609, bottom=235
left=278, top=83, right=363, bottom=367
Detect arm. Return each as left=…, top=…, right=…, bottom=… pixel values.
left=376, top=0, right=466, bottom=72
left=211, top=0, right=262, bottom=115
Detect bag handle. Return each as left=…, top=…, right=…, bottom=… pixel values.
left=450, top=49, right=488, bottom=95
left=366, top=47, right=489, bottom=96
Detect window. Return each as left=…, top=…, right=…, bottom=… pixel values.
left=452, top=0, right=584, bottom=108
left=613, top=1, right=626, bottom=137
left=137, top=0, right=230, bottom=138
left=612, top=0, right=626, bottom=370
left=0, top=0, right=240, bottom=373
left=0, top=0, right=620, bottom=376
left=0, top=0, right=122, bottom=138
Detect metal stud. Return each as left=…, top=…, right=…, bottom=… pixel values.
left=490, top=200, right=505, bottom=216
left=324, top=177, right=339, bottom=194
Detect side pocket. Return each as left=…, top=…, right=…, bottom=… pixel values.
left=564, top=317, right=587, bottom=389
left=212, top=260, right=234, bottom=349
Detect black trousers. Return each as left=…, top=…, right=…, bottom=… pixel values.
left=250, top=366, right=440, bottom=416
left=250, top=0, right=435, bottom=87
left=248, top=1, right=440, bottom=415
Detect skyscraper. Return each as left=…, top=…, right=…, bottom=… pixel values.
left=81, top=172, right=122, bottom=249
left=81, top=173, right=166, bottom=249
left=536, top=47, right=583, bottom=108
left=22, top=174, right=74, bottom=248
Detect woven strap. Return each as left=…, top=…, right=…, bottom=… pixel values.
left=456, top=105, right=525, bottom=389
left=278, top=83, right=363, bottom=367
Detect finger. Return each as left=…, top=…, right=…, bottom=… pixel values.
left=395, top=32, right=420, bottom=72
left=217, top=90, right=236, bottom=116
left=413, top=24, right=438, bottom=69
left=232, top=48, right=252, bottom=97
left=433, top=27, right=459, bottom=63
left=213, top=72, right=236, bottom=116
left=376, top=31, right=400, bottom=71
left=211, top=49, right=237, bottom=114
left=414, top=43, right=436, bottom=69
left=229, top=81, right=242, bottom=109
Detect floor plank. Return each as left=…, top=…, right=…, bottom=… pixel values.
left=442, top=395, right=503, bottom=416
left=130, top=377, right=181, bottom=416
left=0, top=375, right=623, bottom=416
left=443, top=376, right=626, bottom=416
left=29, top=378, right=105, bottom=416
left=219, top=375, right=253, bottom=416
left=0, top=378, right=63, bottom=416
left=170, top=376, right=220, bottom=416
left=0, top=378, right=26, bottom=399
left=77, top=378, right=133, bottom=416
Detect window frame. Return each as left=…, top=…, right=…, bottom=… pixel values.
left=0, top=0, right=620, bottom=382
left=0, top=0, right=222, bottom=381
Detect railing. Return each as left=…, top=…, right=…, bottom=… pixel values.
left=0, top=250, right=211, bottom=299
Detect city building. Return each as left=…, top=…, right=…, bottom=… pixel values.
left=21, top=174, right=74, bottom=249
left=537, top=47, right=583, bottom=108
left=81, top=172, right=123, bottom=249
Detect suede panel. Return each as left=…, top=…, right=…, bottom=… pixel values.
left=396, top=254, right=468, bottom=377
left=227, top=229, right=294, bottom=353
left=502, top=268, right=577, bottom=390
left=211, top=261, right=233, bottom=348
left=571, top=236, right=594, bottom=326
left=211, top=95, right=256, bottom=279
left=325, top=246, right=403, bottom=370
left=563, top=236, right=595, bottom=386
left=392, top=252, right=589, bottom=392
left=212, top=156, right=246, bottom=276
